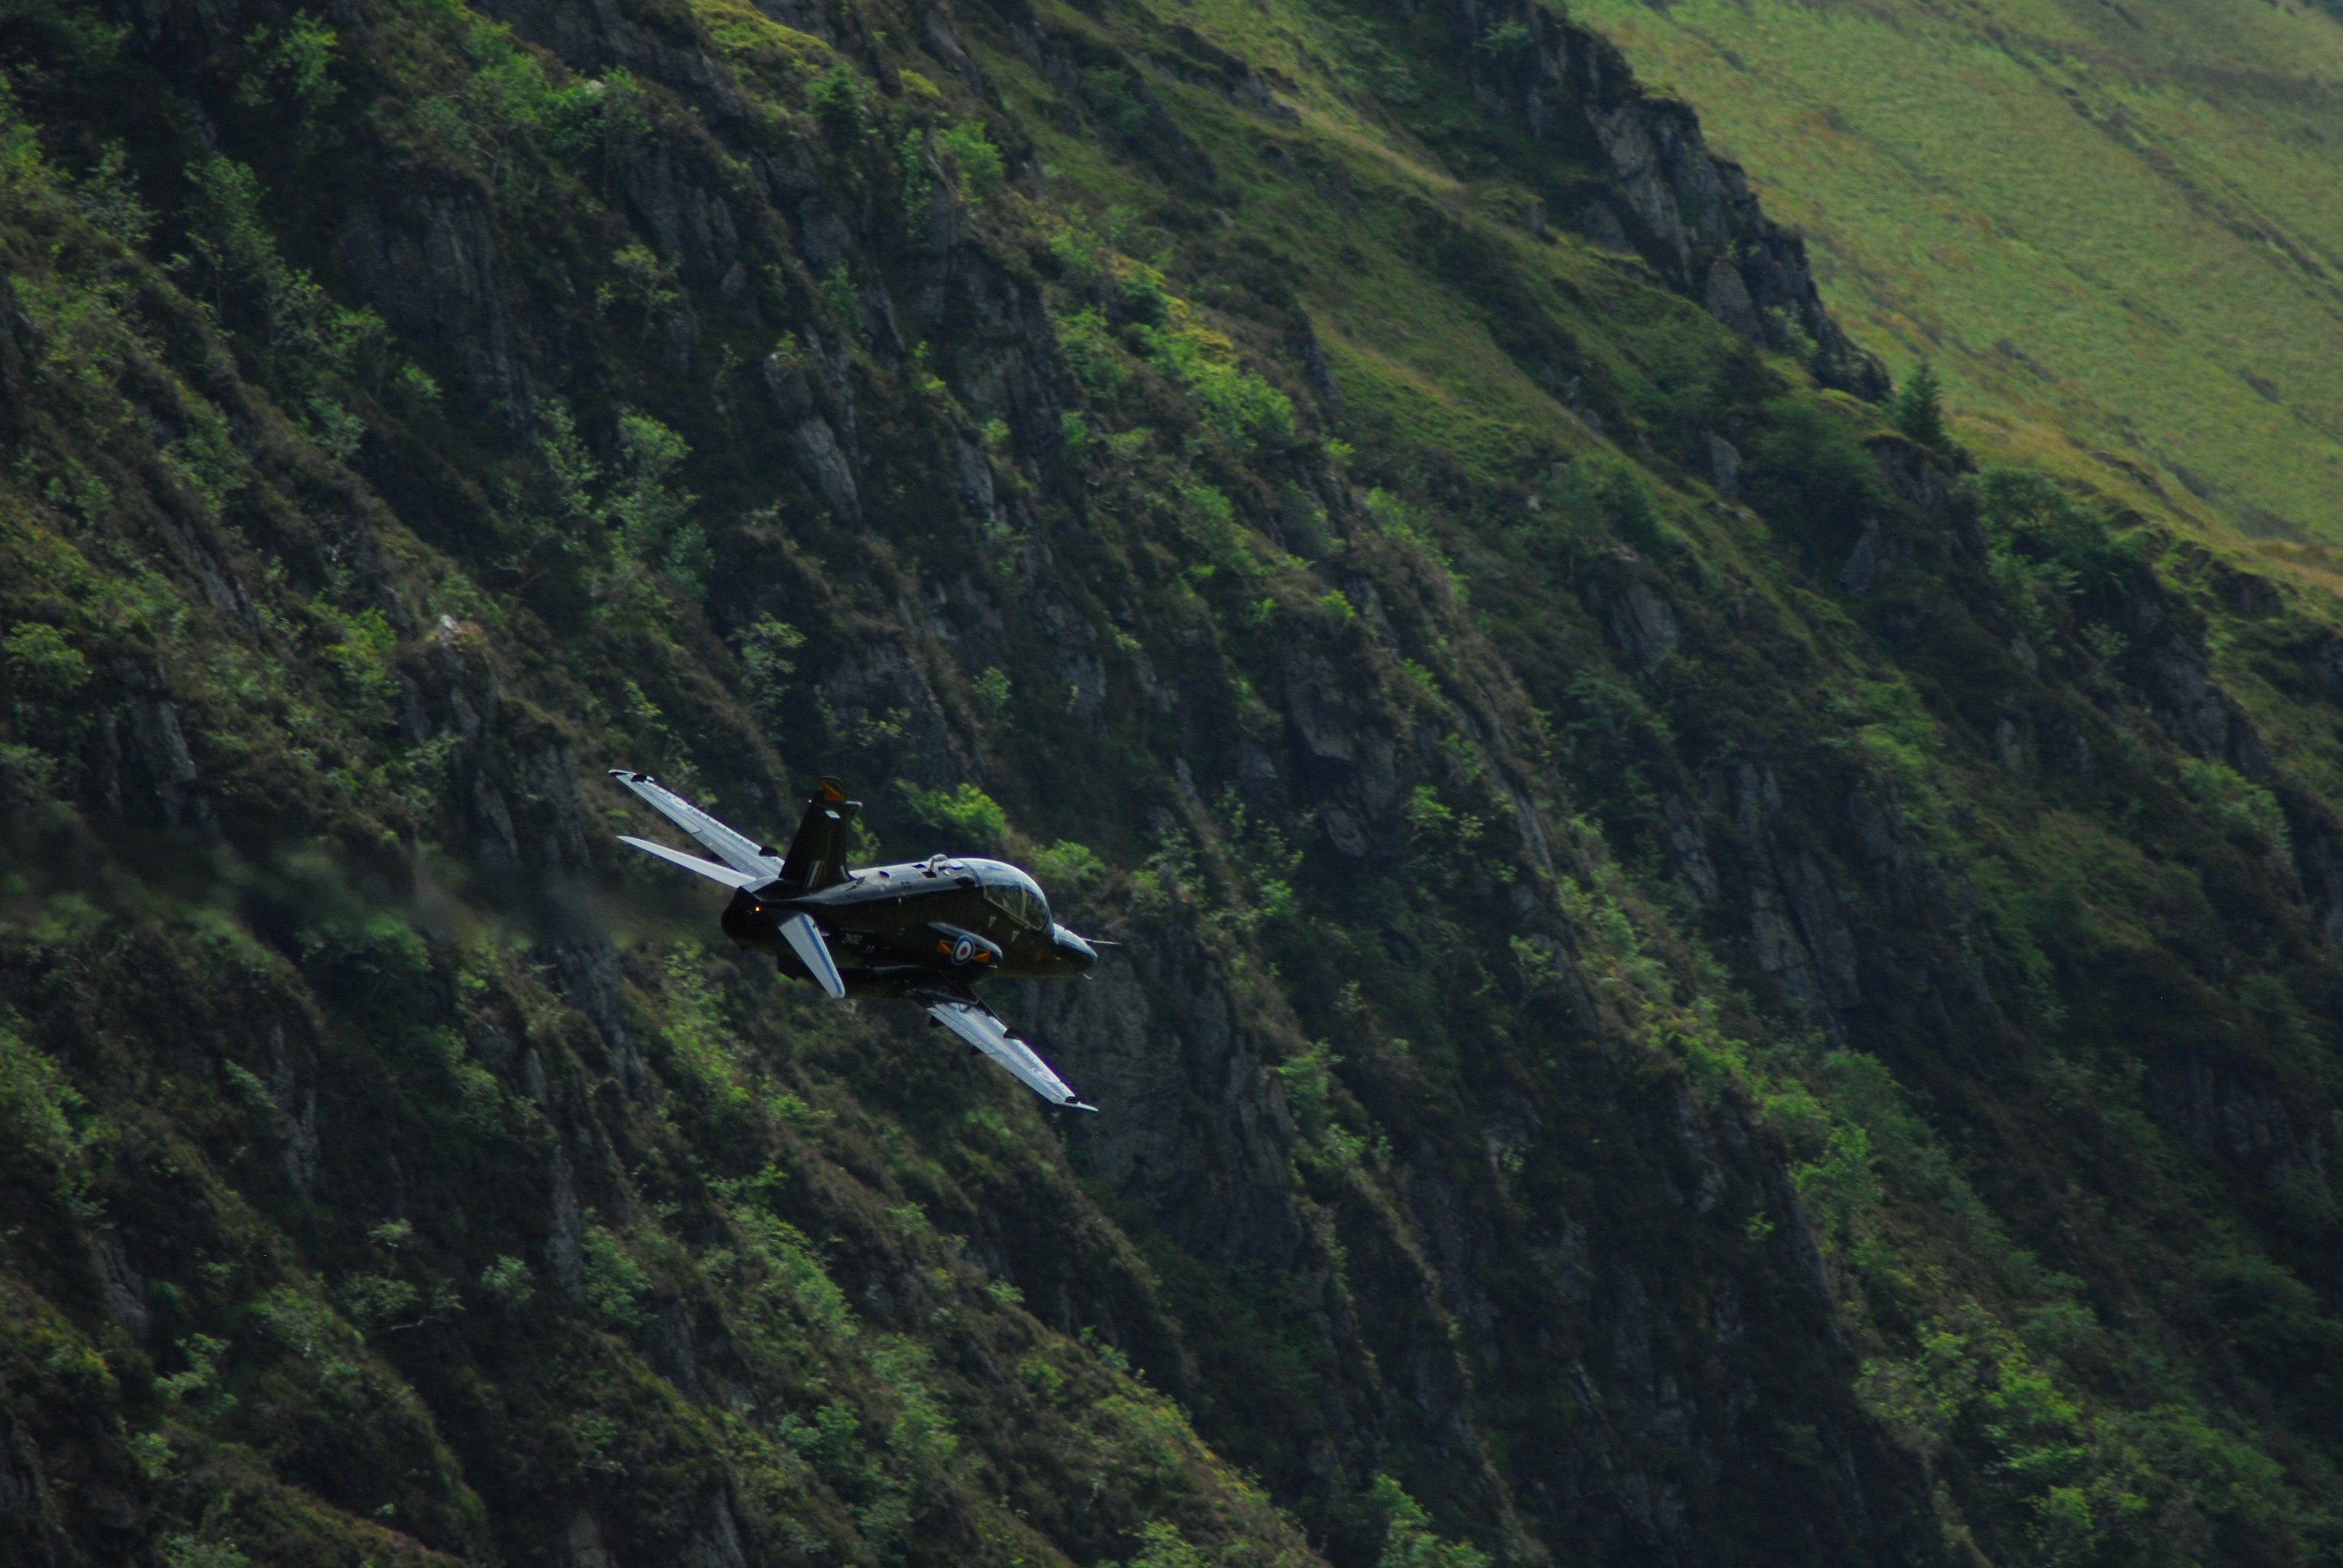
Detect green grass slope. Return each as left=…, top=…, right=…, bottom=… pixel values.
left=1576, top=0, right=2343, bottom=544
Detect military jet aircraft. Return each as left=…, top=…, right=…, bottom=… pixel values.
left=609, top=769, right=1101, bottom=1111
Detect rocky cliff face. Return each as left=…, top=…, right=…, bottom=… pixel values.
left=2, top=0, right=2342, bottom=1563
left=1447, top=0, right=1886, bottom=397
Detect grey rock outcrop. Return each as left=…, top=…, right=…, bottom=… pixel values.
left=791, top=416, right=860, bottom=524
left=1277, top=638, right=1404, bottom=858
left=765, top=345, right=863, bottom=524
left=0, top=1397, right=71, bottom=1568
left=469, top=0, right=742, bottom=117
left=1867, top=435, right=1950, bottom=517
left=1452, top=2, right=1886, bottom=396
left=120, top=0, right=260, bottom=57
left=610, top=139, right=744, bottom=288
left=549, top=938, right=647, bottom=1099
left=1839, top=518, right=1906, bottom=595
left=99, top=662, right=209, bottom=830
left=1703, top=433, right=1740, bottom=498
left=0, top=276, right=31, bottom=436
left=1025, top=920, right=1303, bottom=1270
left=1585, top=570, right=1682, bottom=667
left=333, top=192, right=527, bottom=421
left=2149, top=1053, right=2328, bottom=1195
left=811, top=642, right=960, bottom=788
left=2123, top=580, right=2267, bottom=774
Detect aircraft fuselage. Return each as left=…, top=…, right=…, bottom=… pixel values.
left=611, top=770, right=1102, bottom=1107
left=721, top=855, right=1096, bottom=997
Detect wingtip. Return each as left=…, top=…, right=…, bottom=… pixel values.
left=1067, top=1099, right=1099, bottom=1113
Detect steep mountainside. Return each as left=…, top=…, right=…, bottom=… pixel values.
left=1576, top=0, right=2343, bottom=547
left=4, top=0, right=2343, bottom=1564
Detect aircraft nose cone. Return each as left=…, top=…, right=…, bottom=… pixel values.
left=1051, top=925, right=1096, bottom=970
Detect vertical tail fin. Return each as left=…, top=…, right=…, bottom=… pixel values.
left=778, top=777, right=860, bottom=890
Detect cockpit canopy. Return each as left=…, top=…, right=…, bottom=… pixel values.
left=969, top=858, right=1050, bottom=930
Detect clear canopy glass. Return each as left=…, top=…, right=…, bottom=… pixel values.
left=971, top=859, right=1050, bottom=930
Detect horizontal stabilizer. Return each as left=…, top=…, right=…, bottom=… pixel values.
left=925, top=999, right=1095, bottom=1111
left=618, top=835, right=764, bottom=889
left=610, top=771, right=782, bottom=882
left=780, top=913, right=847, bottom=999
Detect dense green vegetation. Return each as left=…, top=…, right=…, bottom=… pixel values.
left=3, top=0, right=2343, bottom=1563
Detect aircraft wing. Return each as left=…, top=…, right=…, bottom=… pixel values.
left=779, top=913, right=847, bottom=999
left=925, top=1000, right=1096, bottom=1111
left=618, top=835, right=765, bottom=889
left=610, top=771, right=782, bottom=883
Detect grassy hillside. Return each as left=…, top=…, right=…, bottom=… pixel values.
left=1576, top=0, right=2343, bottom=546
left=5, top=0, right=2343, bottom=1563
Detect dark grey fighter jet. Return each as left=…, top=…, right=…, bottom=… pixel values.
left=610, top=771, right=1101, bottom=1111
